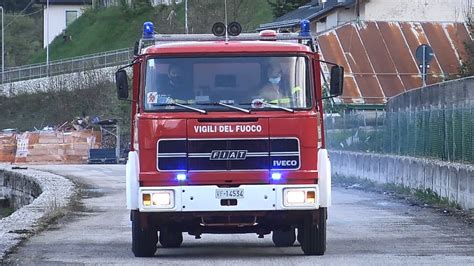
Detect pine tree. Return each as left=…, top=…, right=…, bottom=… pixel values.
left=266, top=0, right=311, bottom=18
left=460, top=24, right=474, bottom=77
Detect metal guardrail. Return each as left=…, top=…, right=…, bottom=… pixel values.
left=1, top=47, right=134, bottom=84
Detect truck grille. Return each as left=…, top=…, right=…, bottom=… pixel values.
left=157, top=138, right=299, bottom=172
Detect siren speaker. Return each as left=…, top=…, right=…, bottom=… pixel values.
left=212, top=22, right=226, bottom=36
left=227, top=22, right=242, bottom=36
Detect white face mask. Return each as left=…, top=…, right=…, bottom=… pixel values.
left=268, top=75, right=281, bottom=85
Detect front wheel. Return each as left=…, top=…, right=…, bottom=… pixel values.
left=159, top=228, right=183, bottom=248
left=300, top=208, right=326, bottom=255
left=131, top=211, right=158, bottom=257
left=272, top=228, right=296, bottom=247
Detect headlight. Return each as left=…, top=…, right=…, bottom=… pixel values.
left=283, top=188, right=317, bottom=207
left=286, top=190, right=305, bottom=204
left=142, top=191, right=174, bottom=208
left=152, top=192, right=171, bottom=206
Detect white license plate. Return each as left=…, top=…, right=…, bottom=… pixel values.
left=215, top=189, right=244, bottom=199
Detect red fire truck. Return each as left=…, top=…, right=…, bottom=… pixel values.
left=115, top=20, right=343, bottom=257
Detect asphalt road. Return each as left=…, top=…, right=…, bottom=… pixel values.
left=5, top=165, right=474, bottom=265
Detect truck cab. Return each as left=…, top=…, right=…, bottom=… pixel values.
left=116, top=21, right=343, bottom=257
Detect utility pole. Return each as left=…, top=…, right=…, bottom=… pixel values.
left=185, top=0, right=188, bottom=34
left=0, top=6, right=4, bottom=83
left=46, top=0, right=50, bottom=75
left=355, top=0, right=360, bottom=21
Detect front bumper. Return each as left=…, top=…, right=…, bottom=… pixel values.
left=138, top=184, right=319, bottom=212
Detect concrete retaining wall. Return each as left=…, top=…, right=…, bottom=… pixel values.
left=330, top=151, right=474, bottom=210
left=0, top=66, right=116, bottom=96
left=388, top=77, right=474, bottom=111
left=0, top=165, right=75, bottom=260
left=2, top=169, right=42, bottom=210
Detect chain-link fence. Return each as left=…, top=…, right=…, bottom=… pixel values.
left=325, top=106, right=474, bottom=164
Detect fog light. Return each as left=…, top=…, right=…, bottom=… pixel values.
left=286, top=190, right=305, bottom=204
left=152, top=192, right=171, bottom=206
left=306, top=191, right=316, bottom=203
left=142, top=193, right=151, bottom=206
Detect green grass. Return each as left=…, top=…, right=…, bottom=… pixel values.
left=31, top=6, right=157, bottom=63
left=30, top=1, right=274, bottom=63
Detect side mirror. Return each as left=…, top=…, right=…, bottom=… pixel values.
left=115, top=70, right=129, bottom=100
left=329, top=65, right=344, bottom=96
left=133, top=41, right=139, bottom=56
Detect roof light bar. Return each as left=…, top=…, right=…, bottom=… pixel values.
left=259, top=30, right=277, bottom=38
left=142, top=32, right=313, bottom=43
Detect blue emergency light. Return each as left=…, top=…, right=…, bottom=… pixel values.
left=271, top=172, right=282, bottom=181
left=299, top=19, right=311, bottom=37
left=176, top=173, right=187, bottom=181
left=143, top=22, right=154, bottom=38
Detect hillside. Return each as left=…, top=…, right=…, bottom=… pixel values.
left=31, top=1, right=274, bottom=63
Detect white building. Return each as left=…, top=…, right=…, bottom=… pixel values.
left=39, top=0, right=92, bottom=47
left=150, top=0, right=182, bottom=5
left=39, top=0, right=183, bottom=47
left=258, top=0, right=473, bottom=33
left=93, top=0, right=182, bottom=7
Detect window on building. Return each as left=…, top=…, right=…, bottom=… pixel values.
left=66, top=10, right=79, bottom=27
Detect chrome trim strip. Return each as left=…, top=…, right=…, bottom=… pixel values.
left=158, top=153, right=187, bottom=157
left=157, top=137, right=302, bottom=171
left=187, top=137, right=268, bottom=141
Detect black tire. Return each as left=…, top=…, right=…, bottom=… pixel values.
left=272, top=228, right=296, bottom=247
left=131, top=211, right=158, bottom=257
left=159, top=228, right=183, bottom=248
left=300, top=208, right=326, bottom=255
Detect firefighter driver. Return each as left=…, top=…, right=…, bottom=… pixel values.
left=160, top=64, right=194, bottom=103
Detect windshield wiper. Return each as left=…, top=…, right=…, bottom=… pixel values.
left=153, top=102, right=207, bottom=114
left=198, top=102, right=251, bottom=114
left=239, top=101, right=294, bottom=113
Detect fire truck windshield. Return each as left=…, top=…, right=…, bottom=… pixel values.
left=143, top=55, right=312, bottom=112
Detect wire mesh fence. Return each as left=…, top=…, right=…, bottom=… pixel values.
left=325, top=106, right=474, bottom=164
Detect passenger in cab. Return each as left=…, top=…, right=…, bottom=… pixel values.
left=259, top=64, right=292, bottom=106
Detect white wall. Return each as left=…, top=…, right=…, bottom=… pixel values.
left=315, top=0, right=471, bottom=33
left=43, top=5, right=88, bottom=47
left=316, top=8, right=358, bottom=32
left=364, top=0, right=471, bottom=22
left=317, top=12, right=337, bottom=32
